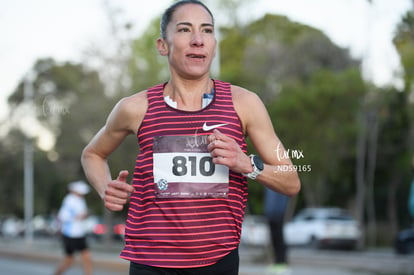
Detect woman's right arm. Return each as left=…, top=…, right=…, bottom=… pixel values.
left=81, top=92, right=147, bottom=211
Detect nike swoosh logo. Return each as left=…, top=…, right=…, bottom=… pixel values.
left=202, top=122, right=228, bottom=131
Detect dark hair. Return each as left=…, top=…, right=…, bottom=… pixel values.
left=160, top=0, right=214, bottom=39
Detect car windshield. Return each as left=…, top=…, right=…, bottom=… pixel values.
left=325, top=215, right=353, bottom=221
left=293, top=209, right=356, bottom=222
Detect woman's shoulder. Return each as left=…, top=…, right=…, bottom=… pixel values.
left=113, top=90, right=148, bottom=119
left=230, top=84, right=262, bottom=105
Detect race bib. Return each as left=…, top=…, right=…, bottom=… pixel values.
left=153, top=135, right=229, bottom=198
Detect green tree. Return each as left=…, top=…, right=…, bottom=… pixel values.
left=385, top=9, right=414, bottom=235
left=0, top=129, right=26, bottom=216
left=269, top=69, right=366, bottom=207
left=221, top=14, right=358, bottom=101
left=127, top=17, right=169, bottom=91
left=5, top=58, right=116, bottom=215
left=393, top=11, right=414, bottom=93
left=219, top=13, right=364, bottom=214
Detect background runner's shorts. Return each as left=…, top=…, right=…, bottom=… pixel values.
left=62, top=235, right=88, bottom=255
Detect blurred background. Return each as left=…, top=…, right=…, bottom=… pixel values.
left=1, top=0, right=414, bottom=273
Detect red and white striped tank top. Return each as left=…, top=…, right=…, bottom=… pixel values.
left=120, top=80, right=248, bottom=268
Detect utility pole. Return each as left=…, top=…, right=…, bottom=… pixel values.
left=22, top=63, right=50, bottom=244
left=23, top=73, right=35, bottom=244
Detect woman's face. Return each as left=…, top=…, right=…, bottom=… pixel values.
left=157, top=3, right=217, bottom=79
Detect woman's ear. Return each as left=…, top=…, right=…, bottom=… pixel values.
left=157, top=38, right=169, bottom=56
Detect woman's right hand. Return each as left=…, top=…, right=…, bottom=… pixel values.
left=103, top=170, right=135, bottom=211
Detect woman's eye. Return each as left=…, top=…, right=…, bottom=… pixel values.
left=178, top=27, right=190, bottom=33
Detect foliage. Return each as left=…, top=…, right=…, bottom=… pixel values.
left=0, top=129, right=26, bottom=216
left=221, top=14, right=358, bottom=102
left=4, top=58, right=119, bottom=215
left=390, top=9, right=414, bottom=229
left=268, top=69, right=366, bottom=207
left=374, top=88, right=412, bottom=224
left=220, top=14, right=365, bottom=213
left=393, top=10, right=414, bottom=92
left=127, top=17, right=169, bottom=91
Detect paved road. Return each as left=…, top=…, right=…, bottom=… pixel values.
left=0, top=257, right=124, bottom=275
left=0, top=237, right=413, bottom=275
left=0, top=255, right=377, bottom=275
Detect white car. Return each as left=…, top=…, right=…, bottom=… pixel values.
left=284, top=207, right=361, bottom=249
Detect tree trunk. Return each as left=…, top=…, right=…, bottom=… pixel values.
left=355, top=112, right=367, bottom=248
left=388, top=175, right=401, bottom=238
left=366, top=111, right=378, bottom=247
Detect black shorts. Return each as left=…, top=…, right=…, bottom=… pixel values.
left=62, top=235, right=88, bottom=255
left=129, top=248, right=239, bottom=275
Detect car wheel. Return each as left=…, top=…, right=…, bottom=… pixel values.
left=309, top=236, right=320, bottom=249
left=405, top=240, right=414, bottom=254
left=395, top=239, right=414, bottom=254
left=348, top=241, right=359, bottom=251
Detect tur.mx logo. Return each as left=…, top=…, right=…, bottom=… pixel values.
left=275, top=143, right=304, bottom=161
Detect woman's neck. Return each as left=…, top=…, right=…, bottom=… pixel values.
left=165, top=78, right=213, bottom=111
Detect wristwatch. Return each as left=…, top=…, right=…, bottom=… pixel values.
left=243, top=154, right=264, bottom=180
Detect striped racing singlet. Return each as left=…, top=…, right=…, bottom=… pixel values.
left=120, top=80, right=248, bottom=268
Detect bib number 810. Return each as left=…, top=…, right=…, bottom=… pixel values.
left=172, top=156, right=215, bottom=176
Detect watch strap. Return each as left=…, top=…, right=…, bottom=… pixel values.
left=243, top=154, right=263, bottom=180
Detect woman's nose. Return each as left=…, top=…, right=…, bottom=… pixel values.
left=191, top=31, right=204, bottom=47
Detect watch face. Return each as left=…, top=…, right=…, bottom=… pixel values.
left=253, top=155, right=264, bottom=171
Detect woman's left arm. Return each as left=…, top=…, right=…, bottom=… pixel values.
left=209, top=86, right=301, bottom=196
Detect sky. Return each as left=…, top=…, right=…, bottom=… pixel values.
left=1, top=0, right=413, bottom=122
